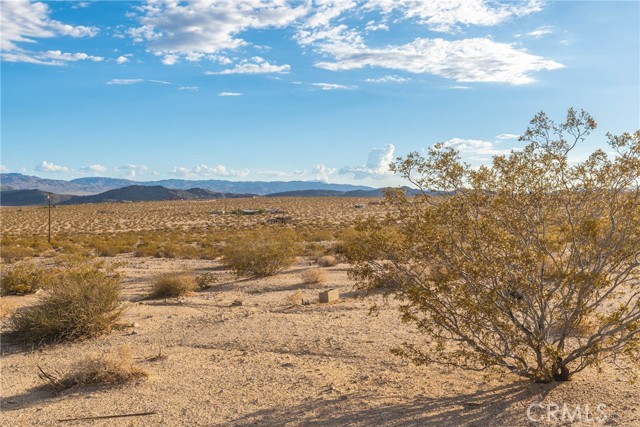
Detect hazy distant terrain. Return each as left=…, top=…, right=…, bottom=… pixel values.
left=0, top=173, right=374, bottom=196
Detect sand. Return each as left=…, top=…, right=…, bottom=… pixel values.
left=1, top=256, right=638, bottom=426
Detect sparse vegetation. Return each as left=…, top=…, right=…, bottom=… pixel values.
left=1, top=261, right=58, bottom=296
left=195, top=272, right=218, bottom=290
left=221, top=228, right=302, bottom=277
left=317, top=255, right=338, bottom=267
left=348, top=109, right=640, bottom=383
left=300, top=268, right=326, bottom=285
left=0, top=299, right=16, bottom=318
left=150, top=272, right=196, bottom=298
left=38, top=346, right=147, bottom=391
left=10, top=262, right=123, bottom=344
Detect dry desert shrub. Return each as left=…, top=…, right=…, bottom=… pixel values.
left=10, top=263, right=123, bottom=344
left=317, top=255, right=338, bottom=267
left=222, top=228, right=302, bottom=277
left=0, top=244, right=36, bottom=262
left=39, top=346, right=147, bottom=391
left=0, top=261, right=58, bottom=296
left=150, top=272, right=196, bottom=298
left=300, top=268, right=326, bottom=285
left=195, top=272, right=218, bottom=290
left=0, top=299, right=16, bottom=318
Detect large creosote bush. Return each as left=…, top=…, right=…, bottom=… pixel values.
left=10, top=262, right=123, bottom=345
left=222, top=228, right=302, bottom=277
left=348, top=109, right=640, bottom=383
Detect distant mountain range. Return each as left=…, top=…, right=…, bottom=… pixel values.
left=0, top=173, right=374, bottom=196
left=1, top=185, right=422, bottom=206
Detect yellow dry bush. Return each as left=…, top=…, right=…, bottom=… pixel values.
left=222, top=228, right=302, bottom=277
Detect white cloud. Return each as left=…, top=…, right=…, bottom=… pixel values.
left=449, top=85, right=471, bottom=90
left=365, top=20, right=389, bottom=32
left=314, top=37, right=563, bottom=85
left=39, top=50, right=103, bottom=62
left=79, top=164, right=107, bottom=174
left=179, top=86, right=199, bottom=92
left=340, top=144, right=395, bottom=179
left=256, top=169, right=307, bottom=179
left=306, top=0, right=358, bottom=28
left=527, top=26, right=553, bottom=38
left=218, top=92, right=242, bottom=97
left=2, top=50, right=104, bottom=66
left=107, top=79, right=171, bottom=85
left=170, top=164, right=250, bottom=178
left=207, top=57, right=290, bottom=74
left=129, top=0, right=308, bottom=63
left=313, top=164, right=336, bottom=182
left=312, top=83, right=357, bottom=91
left=161, top=54, right=179, bottom=65
left=0, top=165, right=9, bottom=173
left=117, top=164, right=148, bottom=178
left=496, top=133, right=519, bottom=140
left=36, top=161, right=70, bottom=173
left=443, top=138, right=511, bottom=156
left=1, top=0, right=99, bottom=65
left=365, top=75, right=410, bottom=84
left=364, top=0, right=542, bottom=33
left=116, top=55, right=130, bottom=64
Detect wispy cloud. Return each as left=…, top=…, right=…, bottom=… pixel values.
left=312, top=83, right=357, bottom=91
left=170, top=164, right=249, bottom=178
left=117, top=164, right=147, bottom=178
left=107, top=79, right=171, bottom=85
left=314, top=37, right=563, bottom=85
left=79, top=164, right=107, bottom=174
left=496, top=133, right=520, bottom=140
left=365, top=75, right=410, bottom=84
left=527, top=25, right=554, bottom=38
left=206, top=57, right=290, bottom=75
left=218, top=92, right=242, bottom=97
left=363, top=0, right=542, bottom=33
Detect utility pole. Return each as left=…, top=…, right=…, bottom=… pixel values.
left=47, top=192, right=52, bottom=243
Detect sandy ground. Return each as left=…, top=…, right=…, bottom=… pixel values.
left=1, top=256, right=638, bottom=427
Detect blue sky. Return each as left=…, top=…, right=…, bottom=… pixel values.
left=1, top=0, right=638, bottom=186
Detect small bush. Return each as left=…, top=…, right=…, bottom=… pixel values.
left=222, top=229, right=302, bottom=277
left=195, top=272, right=218, bottom=290
left=300, top=268, right=326, bottom=285
left=39, top=346, right=147, bottom=391
left=0, top=245, right=36, bottom=262
left=1, top=262, right=58, bottom=296
left=10, top=263, right=123, bottom=344
left=0, top=299, right=15, bottom=318
left=150, top=272, right=196, bottom=298
left=317, top=255, right=338, bottom=267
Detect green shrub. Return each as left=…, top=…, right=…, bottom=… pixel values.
left=10, top=263, right=123, bottom=344
left=150, top=272, right=196, bottom=298
left=222, top=228, right=302, bottom=277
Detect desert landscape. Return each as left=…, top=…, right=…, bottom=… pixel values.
left=1, top=197, right=638, bottom=427
left=2, top=1, right=638, bottom=426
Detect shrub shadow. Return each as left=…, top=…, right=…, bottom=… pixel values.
left=222, top=381, right=560, bottom=427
